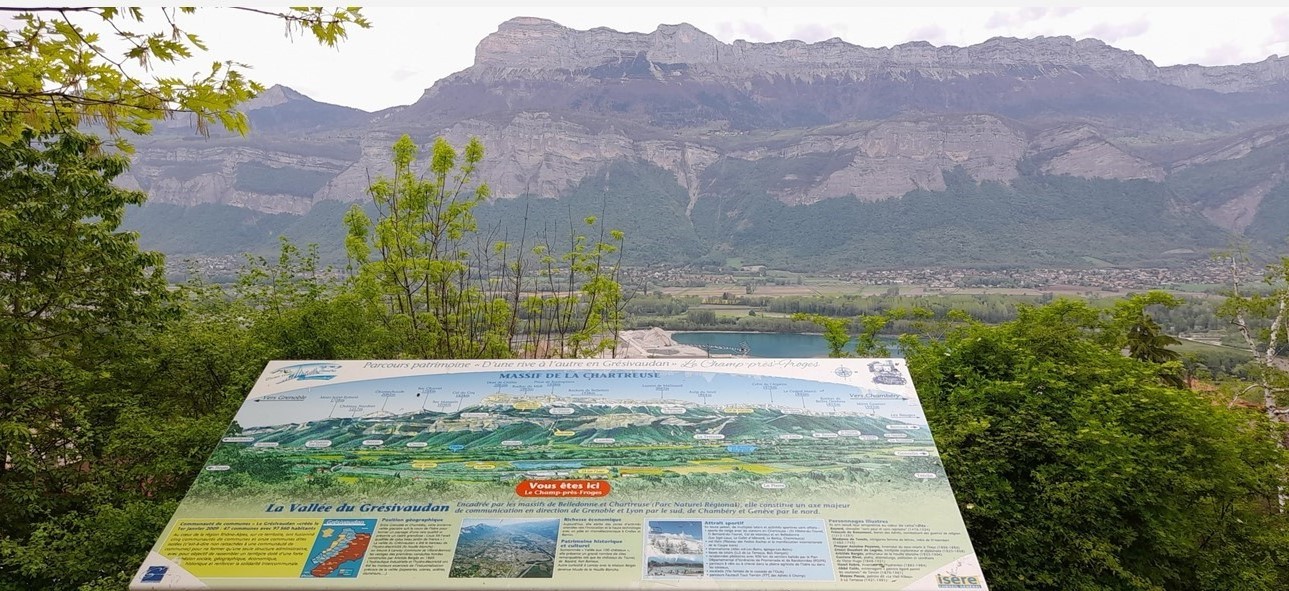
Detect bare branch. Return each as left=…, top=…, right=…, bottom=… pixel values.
left=0, top=7, right=98, bottom=12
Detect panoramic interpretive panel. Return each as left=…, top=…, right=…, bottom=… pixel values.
left=131, top=358, right=989, bottom=590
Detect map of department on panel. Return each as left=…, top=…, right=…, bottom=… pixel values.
left=301, top=520, right=376, bottom=579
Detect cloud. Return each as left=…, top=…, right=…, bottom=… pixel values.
left=907, top=24, right=948, bottom=45
left=712, top=21, right=735, bottom=39
left=984, top=10, right=1013, bottom=29
left=1200, top=43, right=1248, bottom=65
left=1272, top=13, right=1289, bottom=39
left=734, top=21, right=776, bottom=43
left=985, top=7, right=1058, bottom=30
left=1084, top=19, right=1151, bottom=43
left=1266, top=13, right=1289, bottom=57
left=790, top=23, right=845, bottom=43
left=390, top=67, right=419, bottom=82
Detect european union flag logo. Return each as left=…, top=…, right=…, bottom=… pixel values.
left=141, top=566, right=168, bottom=583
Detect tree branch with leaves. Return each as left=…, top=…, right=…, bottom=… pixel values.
left=0, top=6, right=369, bottom=149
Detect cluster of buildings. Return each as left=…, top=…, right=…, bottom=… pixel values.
left=835, top=261, right=1234, bottom=290
left=179, top=254, right=1241, bottom=293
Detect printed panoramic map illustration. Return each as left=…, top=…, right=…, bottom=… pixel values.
left=189, top=364, right=944, bottom=505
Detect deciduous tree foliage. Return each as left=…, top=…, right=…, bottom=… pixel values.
left=0, top=7, right=370, bottom=148
left=0, top=130, right=170, bottom=531
left=0, top=131, right=192, bottom=591
left=344, top=135, right=627, bottom=359
left=906, top=300, right=1289, bottom=591
left=1109, top=291, right=1186, bottom=387
left=0, top=232, right=392, bottom=590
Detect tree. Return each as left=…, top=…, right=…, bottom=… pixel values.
left=0, top=9, right=370, bottom=589
left=906, top=300, right=1289, bottom=591
left=524, top=213, right=628, bottom=358
left=791, top=313, right=851, bottom=357
left=687, top=309, right=718, bottom=326
left=0, top=7, right=370, bottom=148
left=1111, top=291, right=1185, bottom=387
left=1124, top=315, right=1181, bottom=363
left=794, top=307, right=955, bottom=358
left=232, top=237, right=396, bottom=360
left=3, top=501, right=178, bottom=591
left=0, top=187, right=393, bottom=591
left=0, top=131, right=171, bottom=532
left=343, top=134, right=626, bottom=359
left=1180, top=352, right=1213, bottom=388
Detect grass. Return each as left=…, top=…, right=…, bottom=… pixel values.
left=1166, top=283, right=1228, bottom=294
left=661, top=284, right=824, bottom=297
left=1173, top=339, right=1252, bottom=358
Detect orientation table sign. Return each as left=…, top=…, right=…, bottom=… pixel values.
left=131, top=358, right=989, bottom=590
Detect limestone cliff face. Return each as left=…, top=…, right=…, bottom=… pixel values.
left=722, top=115, right=1026, bottom=203
left=464, top=17, right=1289, bottom=93
left=1168, top=128, right=1289, bottom=231
left=438, top=114, right=724, bottom=206
left=311, top=132, right=404, bottom=205
left=439, top=113, right=635, bottom=197
left=127, top=143, right=354, bottom=215
left=1028, top=125, right=1164, bottom=182
left=128, top=17, right=1289, bottom=237
left=1202, top=178, right=1282, bottom=232
left=305, top=113, right=720, bottom=209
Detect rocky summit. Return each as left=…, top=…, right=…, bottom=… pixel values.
left=123, top=18, right=1289, bottom=269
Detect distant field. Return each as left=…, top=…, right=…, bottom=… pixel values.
left=688, top=304, right=789, bottom=318
left=1174, top=339, right=1253, bottom=359
left=1166, top=283, right=1227, bottom=293
left=661, top=284, right=824, bottom=297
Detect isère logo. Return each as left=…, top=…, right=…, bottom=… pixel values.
left=936, top=574, right=983, bottom=589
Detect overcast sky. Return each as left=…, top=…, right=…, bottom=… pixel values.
left=61, top=5, right=1289, bottom=112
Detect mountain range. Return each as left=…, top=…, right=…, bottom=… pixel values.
left=121, top=17, right=1289, bottom=269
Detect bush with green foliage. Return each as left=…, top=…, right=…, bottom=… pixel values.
left=906, top=300, right=1289, bottom=591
